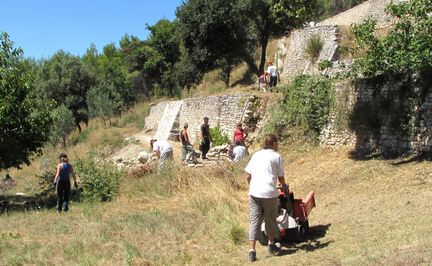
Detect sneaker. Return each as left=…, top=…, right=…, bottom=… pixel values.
left=268, top=243, right=279, bottom=256
left=248, top=250, right=256, bottom=262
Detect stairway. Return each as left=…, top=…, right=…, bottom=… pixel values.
left=153, top=100, right=183, bottom=141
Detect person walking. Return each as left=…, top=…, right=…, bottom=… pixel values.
left=200, top=116, right=212, bottom=159
left=267, top=60, right=279, bottom=89
left=150, top=139, right=174, bottom=171
left=54, top=153, right=78, bottom=213
left=245, top=134, right=288, bottom=262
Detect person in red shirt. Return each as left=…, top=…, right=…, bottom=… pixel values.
left=233, top=122, right=248, bottom=146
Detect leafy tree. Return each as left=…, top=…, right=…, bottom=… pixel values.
left=120, top=20, right=182, bottom=96
left=352, top=0, right=432, bottom=77
left=0, top=32, right=51, bottom=170
left=87, top=82, right=123, bottom=126
left=49, top=105, right=75, bottom=148
left=83, top=43, right=134, bottom=107
left=35, top=51, right=97, bottom=131
left=177, top=0, right=250, bottom=87
left=242, top=0, right=318, bottom=74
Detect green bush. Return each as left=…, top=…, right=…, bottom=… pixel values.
left=264, top=75, right=334, bottom=142
left=210, top=126, right=230, bottom=146
left=318, top=60, right=333, bottom=71
left=305, top=35, right=324, bottom=62
left=75, top=156, right=122, bottom=202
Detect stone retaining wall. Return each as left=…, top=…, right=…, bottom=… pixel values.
left=320, top=74, right=432, bottom=156
left=281, top=26, right=339, bottom=82
left=144, top=93, right=267, bottom=145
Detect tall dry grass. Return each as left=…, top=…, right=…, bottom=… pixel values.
left=2, top=143, right=432, bottom=265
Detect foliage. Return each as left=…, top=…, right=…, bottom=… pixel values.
left=120, top=19, right=181, bottom=96
left=87, top=82, right=123, bottom=126
left=241, top=0, right=318, bottom=74
left=319, top=59, right=333, bottom=70
left=49, top=105, right=75, bottom=148
left=177, top=0, right=249, bottom=87
left=84, top=43, right=135, bottom=107
left=210, top=126, right=230, bottom=146
left=352, top=0, right=432, bottom=77
left=75, top=155, right=121, bottom=202
left=305, top=34, right=324, bottom=62
left=265, top=75, right=334, bottom=141
left=0, top=32, right=51, bottom=170
left=34, top=51, right=97, bottom=132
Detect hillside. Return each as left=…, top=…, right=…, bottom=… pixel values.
left=1, top=140, right=431, bottom=265
left=2, top=0, right=432, bottom=264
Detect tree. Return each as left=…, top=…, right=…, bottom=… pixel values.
left=121, top=20, right=182, bottom=96
left=87, top=82, right=123, bottom=126
left=352, top=0, right=432, bottom=77
left=242, top=0, right=318, bottom=75
left=0, top=32, right=51, bottom=170
left=35, top=51, right=97, bottom=132
left=49, top=105, right=75, bottom=148
left=177, top=0, right=250, bottom=87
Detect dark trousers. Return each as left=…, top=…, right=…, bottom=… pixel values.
left=201, top=138, right=210, bottom=159
left=269, top=76, right=278, bottom=88
left=56, top=180, right=71, bottom=212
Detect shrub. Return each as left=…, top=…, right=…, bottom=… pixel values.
left=305, top=34, right=324, bottom=62
left=318, top=60, right=333, bottom=71
left=264, top=75, right=334, bottom=142
left=75, top=156, right=122, bottom=202
left=210, top=126, right=230, bottom=146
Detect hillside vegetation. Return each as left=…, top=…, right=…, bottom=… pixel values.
left=1, top=138, right=431, bottom=265
left=2, top=0, right=432, bottom=265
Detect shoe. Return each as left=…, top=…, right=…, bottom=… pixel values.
left=248, top=250, right=256, bottom=262
left=268, top=243, right=279, bottom=256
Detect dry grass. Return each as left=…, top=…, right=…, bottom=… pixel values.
left=1, top=140, right=432, bottom=265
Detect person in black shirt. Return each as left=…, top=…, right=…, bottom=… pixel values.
left=200, top=116, right=212, bottom=159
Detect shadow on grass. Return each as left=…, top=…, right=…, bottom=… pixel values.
left=391, top=151, right=432, bottom=166
left=0, top=189, right=82, bottom=214
left=278, top=223, right=332, bottom=256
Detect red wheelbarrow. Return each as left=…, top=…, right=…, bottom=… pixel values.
left=260, top=189, right=316, bottom=245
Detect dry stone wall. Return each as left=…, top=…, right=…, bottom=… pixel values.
left=144, top=93, right=267, bottom=145
left=320, top=74, right=432, bottom=156
left=145, top=101, right=168, bottom=131
left=317, top=0, right=406, bottom=28
left=281, top=26, right=339, bottom=82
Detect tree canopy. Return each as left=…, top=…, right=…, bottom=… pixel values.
left=0, top=33, right=51, bottom=170
left=352, top=0, right=432, bottom=76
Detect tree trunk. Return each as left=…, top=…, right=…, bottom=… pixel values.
left=259, top=34, right=270, bottom=75
left=224, top=64, right=231, bottom=88
left=75, top=121, right=82, bottom=133
left=243, top=52, right=260, bottom=77
left=62, top=136, right=66, bottom=148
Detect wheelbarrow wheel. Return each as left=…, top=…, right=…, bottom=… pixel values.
left=259, top=231, right=269, bottom=246
left=296, top=224, right=307, bottom=242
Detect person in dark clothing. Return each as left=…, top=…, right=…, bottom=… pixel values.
left=200, top=116, right=212, bottom=159
left=54, top=153, right=78, bottom=212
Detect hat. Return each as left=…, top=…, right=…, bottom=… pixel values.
left=183, top=123, right=188, bottom=128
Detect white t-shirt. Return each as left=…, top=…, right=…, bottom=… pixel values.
left=153, top=140, right=172, bottom=156
left=245, top=149, right=285, bottom=198
left=232, top=145, right=247, bottom=162
left=267, top=65, right=278, bottom=77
